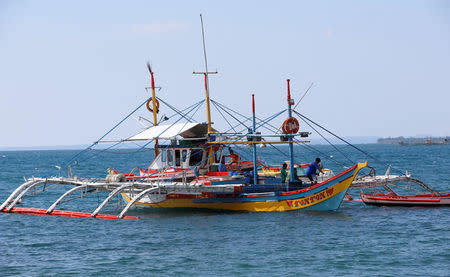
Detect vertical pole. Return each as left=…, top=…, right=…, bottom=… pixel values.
left=200, top=15, right=212, bottom=134
left=287, top=79, right=294, bottom=191
left=200, top=14, right=215, bottom=168
left=252, top=94, right=258, bottom=185
left=150, top=70, right=159, bottom=156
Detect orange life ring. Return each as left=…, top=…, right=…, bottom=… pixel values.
left=281, top=117, right=299, bottom=134
left=146, top=98, right=160, bottom=113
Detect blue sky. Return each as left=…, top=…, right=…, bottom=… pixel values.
left=1, top=0, right=449, bottom=147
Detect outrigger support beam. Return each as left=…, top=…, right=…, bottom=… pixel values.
left=91, top=183, right=136, bottom=217
left=118, top=187, right=159, bottom=219
left=351, top=175, right=435, bottom=193
left=6, top=181, right=45, bottom=212
left=0, top=179, right=38, bottom=211
left=383, top=184, right=396, bottom=194
left=46, top=184, right=90, bottom=214
left=5, top=180, right=46, bottom=212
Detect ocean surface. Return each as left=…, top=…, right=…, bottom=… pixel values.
left=0, top=144, right=449, bottom=276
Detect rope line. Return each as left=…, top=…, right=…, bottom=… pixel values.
left=65, top=97, right=151, bottom=166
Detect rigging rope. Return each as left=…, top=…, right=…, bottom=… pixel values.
left=294, top=110, right=404, bottom=173
left=297, top=114, right=355, bottom=165
left=212, top=99, right=348, bottom=167
left=211, top=100, right=238, bottom=133
left=69, top=99, right=204, bottom=168
left=65, top=97, right=151, bottom=166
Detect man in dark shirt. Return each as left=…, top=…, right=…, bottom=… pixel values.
left=280, top=163, right=288, bottom=183
left=306, top=158, right=324, bottom=184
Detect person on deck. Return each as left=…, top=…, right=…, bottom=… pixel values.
left=280, top=163, right=288, bottom=183
left=218, top=159, right=227, bottom=172
left=194, top=166, right=200, bottom=182
left=306, top=158, right=324, bottom=184
left=292, top=167, right=301, bottom=182
left=225, top=148, right=241, bottom=169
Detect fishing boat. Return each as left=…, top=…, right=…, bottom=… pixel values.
left=360, top=191, right=450, bottom=206
left=0, top=16, right=368, bottom=219
left=347, top=166, right=450, bottom=206
left=0, top=71, right=367, bottom=218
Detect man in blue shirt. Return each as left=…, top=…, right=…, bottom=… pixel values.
left=218, top=159, right=227, bottom=172
left=306, top=158, right=324, bottom=184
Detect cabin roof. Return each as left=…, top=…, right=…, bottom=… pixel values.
left=126, top=123, right=214, bottom=141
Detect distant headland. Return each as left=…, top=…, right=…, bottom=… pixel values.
left=378, top=136, right=449, bottom=145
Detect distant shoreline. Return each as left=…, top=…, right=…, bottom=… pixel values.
left=7, top=136, right=448, bottom=151
left=378, top=136, right=449, bottom=145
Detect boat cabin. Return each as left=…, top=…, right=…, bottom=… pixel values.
left=125, top=122, right=223, bottom=170
left=148, top=145, right=224, bottom=170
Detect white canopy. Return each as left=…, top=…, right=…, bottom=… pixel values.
left=126, top=123, right=213, bottom=141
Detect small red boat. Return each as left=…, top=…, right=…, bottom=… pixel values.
left=360, top=191, right=450, bottom=206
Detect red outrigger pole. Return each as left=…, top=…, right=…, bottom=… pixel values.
left=1, top=207, right=139, bottom=219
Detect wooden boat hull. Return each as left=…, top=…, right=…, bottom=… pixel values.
left=122, top=162, right=367, bottom=212
left=360, top=192, right=450, bottom=206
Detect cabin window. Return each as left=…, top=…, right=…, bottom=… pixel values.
left=175, top=149, right=181, bottom=167
left=189, top=149, right=203, bottom=166
left=167, top=149, right=173, bottom=166
left=182, top=150, right=188, bottom=163
left=161, top=150, right=166, bottom=162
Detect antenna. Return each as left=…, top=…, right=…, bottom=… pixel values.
left=293, top=82, right=314, bottom=110
left=200, top=14, right=210, bottom=86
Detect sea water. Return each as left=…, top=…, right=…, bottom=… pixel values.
left=0, top=145, right=449, bottom=276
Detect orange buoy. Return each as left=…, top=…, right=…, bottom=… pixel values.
left=281, top=117, right=299, bottom=134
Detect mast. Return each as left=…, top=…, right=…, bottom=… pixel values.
left=194, top=14, right=217, bottom=168
left=200, top=14, right=213, bottom=134
left=287, top=79, right=295, bottom=190
left=147, top=62, right=159, bottom=156
left=252, top=94, right=258, bottom=185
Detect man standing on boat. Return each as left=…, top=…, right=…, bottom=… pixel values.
left=218, top=158, right=227, bottom=172
left=280, top=163, right=288, bottom=183
left=306, top=158, right=324, bottom=184
left=225, top=148, right=241, bottom=169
